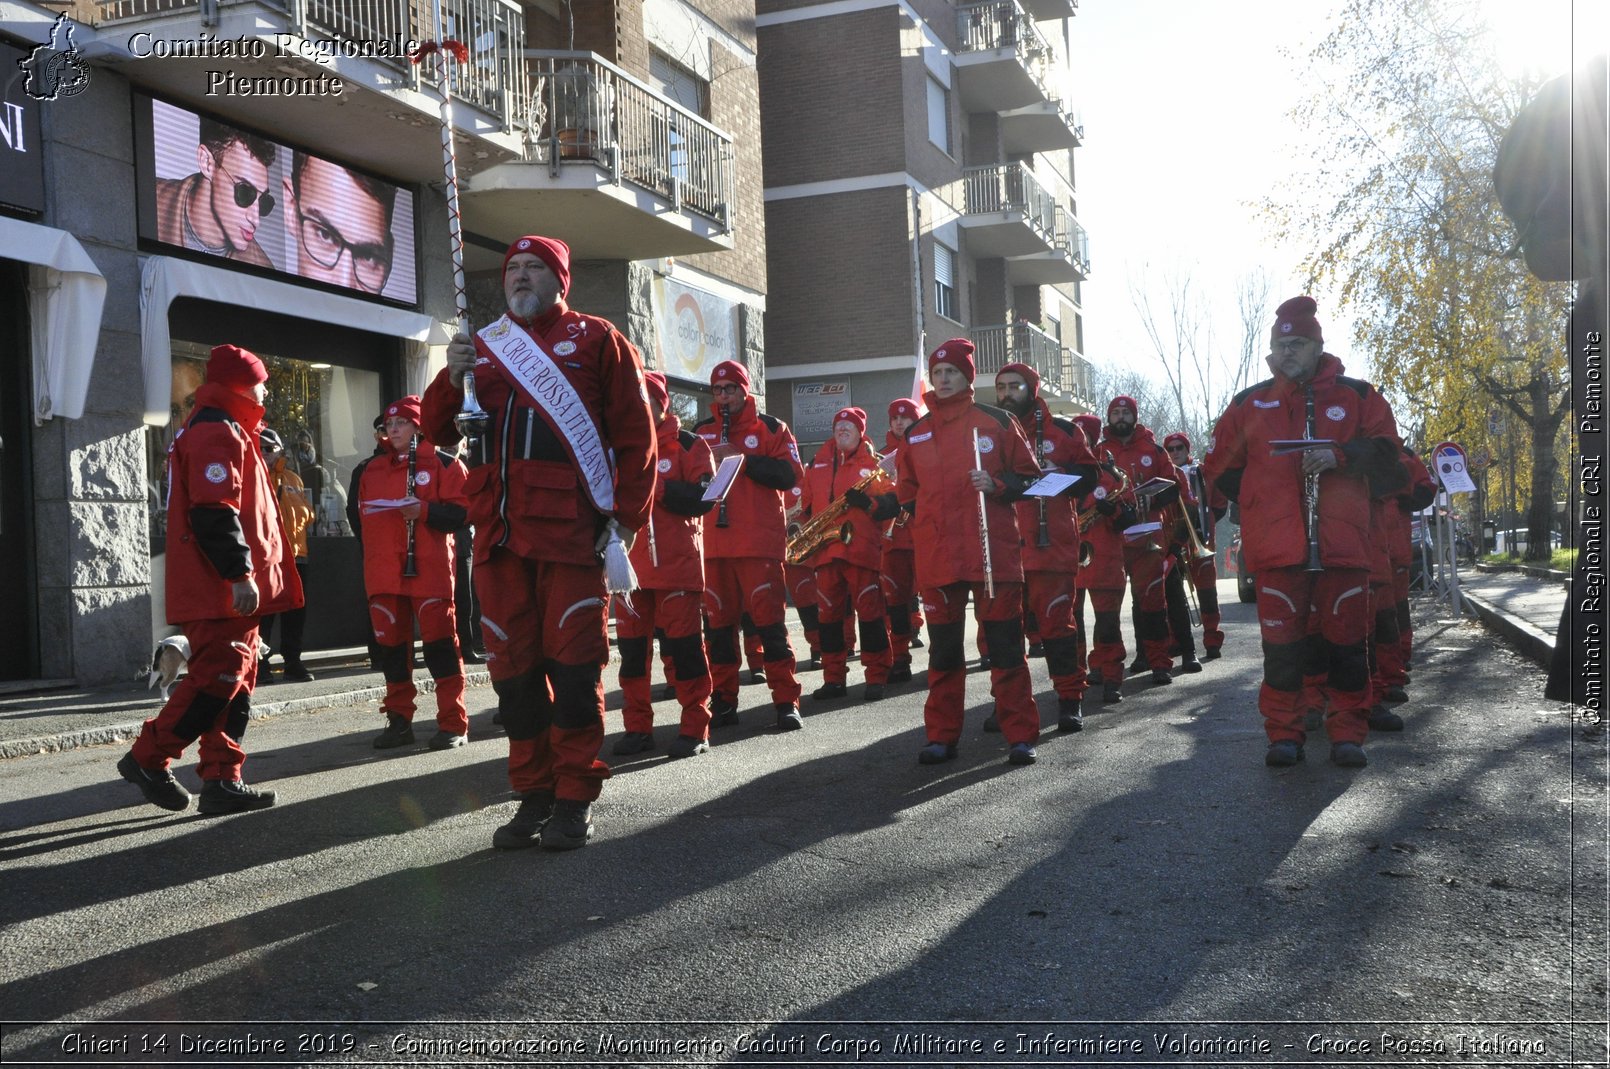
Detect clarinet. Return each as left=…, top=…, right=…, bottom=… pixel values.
left=403, top=434, right=419, bottom=577
left=1034, top=407, right=1051, bottom=548
left=1302, top=386, right=1323, bottom=572
left=716, top=404, right=732, bottom=528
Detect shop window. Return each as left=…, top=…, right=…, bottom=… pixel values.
left=147, top=343, right=383, bottom=551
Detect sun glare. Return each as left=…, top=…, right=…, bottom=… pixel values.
left=1478, top=0, right=1608, bottom=79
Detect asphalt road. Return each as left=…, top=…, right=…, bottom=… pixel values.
left=1, top=588, right=1604, bottom=1068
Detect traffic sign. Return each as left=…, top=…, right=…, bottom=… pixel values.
left=1433, top=441, right=1477, bottom=494
left=1470, top=447, right=1491, bottom=471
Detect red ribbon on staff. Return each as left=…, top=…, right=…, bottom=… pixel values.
left=410, top=39, right=469, bottom=64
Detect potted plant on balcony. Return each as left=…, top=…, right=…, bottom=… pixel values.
left=551, top=61, right=610, bottom=160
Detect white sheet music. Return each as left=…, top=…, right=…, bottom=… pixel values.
left=701, top=454, right=746, bottom=502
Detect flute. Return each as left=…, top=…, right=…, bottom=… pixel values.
left=1303, top=386, right=1323, bottom=572
left=973, top=427, right=994, bottom=598
left=403, top=434, right=420, bottom=577
left=1033, top=407, right=1051, bottom=548
left=715, top=404, right=732, bottom=528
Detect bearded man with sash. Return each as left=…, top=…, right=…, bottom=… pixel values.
left=422, top=235, right=656, bottom=851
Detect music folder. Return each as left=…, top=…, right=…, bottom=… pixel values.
left=701, top=454, right=745, bottom=503
left=1024, top=468, right=1096, bottom=498
left=1269, top=438, right=1336, bottom=456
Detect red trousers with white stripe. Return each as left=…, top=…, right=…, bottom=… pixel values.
left=1026, top=569, right=1085, bottom=700
left=132, top=615, right=259, bottom=782
left=368, top=592, right=467, bottom=734
left=704, top=557, right=801, bottom=707
left=615, top=588, right=712, bottom=739
left=476, top=548, right=611, bottom=801
left=920, top=581, right=1039, bottom=746
left=1254, top=566, right=1371, bottom=745
left=1123, top=543, right=1173, bottom=670
left=815, top=560, right=891, bottom=685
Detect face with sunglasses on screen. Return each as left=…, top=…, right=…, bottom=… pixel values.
left=162, top=120, right=277, bottom=266
left=285, top=152, right=396, bottom=295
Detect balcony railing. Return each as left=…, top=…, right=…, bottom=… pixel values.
left=94, top=0, right=526, bottom=127
left=1055, top=207, right=1091, bottom=276
left=954, top=0, right=1058, bottom=100
left=973, top=320, right=1066, bottom=391
left=524, top=52, right=734, bottom=230
left=963, top=162, right=1059, bottom=244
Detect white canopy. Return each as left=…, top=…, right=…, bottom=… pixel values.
left=0, top=216, right=107, bottom=425
left=140, top=256, right=452, bottom=426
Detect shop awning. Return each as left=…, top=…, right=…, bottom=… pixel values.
left=0, top=217, right=108, bottom=425
left=140, top=256, right=453, bottom=426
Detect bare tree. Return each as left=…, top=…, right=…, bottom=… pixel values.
left=1128, top=263, right=1206, bottom=435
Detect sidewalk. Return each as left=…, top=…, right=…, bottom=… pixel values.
left=1454, top=565, right=1570, bottom=668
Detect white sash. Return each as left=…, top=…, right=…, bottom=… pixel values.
left=477, top=314, right=615, bottom=513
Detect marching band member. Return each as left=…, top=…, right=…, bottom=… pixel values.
left=783, top=487, right=824, bottom=669
left=898, top=339, right=1044, bottom=766
left=1163, top=431, right=1226, bottom=662
left=1203, top=296, right=1404, bottom=769
left=612, top=371, right=717, bottom=759
left=1390, top=447, right=1438, bottom=697
left=1101, top=396, right=1190, bottom=688
left=798, top=407, right=898, bottom=701
left=423, top=234, right=657, bottom=850
left=880, top=398, right=922, bottom=684
left=994, top=364, right=1100, bottom=733
left=696, top=360, right=807, bottom=731
left=1073, top=413, right=1133, bottom=704
left=357, top=396, right=471, bottom=752
left=1364, top=444, right=1437, bottom=730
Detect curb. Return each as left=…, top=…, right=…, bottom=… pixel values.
left=1461, top=592, right=1555, bottom=669
left=0, top=670, right=494, bottom=762
left=1473, top=562, right=1572, bottom=583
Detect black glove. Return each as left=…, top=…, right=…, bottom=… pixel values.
left=843, top=486, right=872, bottom=511
left=1113, top=504, right=1138, bottom=532
left=1095, top=496, right=1118, bottom=516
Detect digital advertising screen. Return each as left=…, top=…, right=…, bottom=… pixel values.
left=136, top=95, right=418, bottom=305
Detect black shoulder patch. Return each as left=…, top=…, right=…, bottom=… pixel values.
left=1231, top=378, right=1275, bottom=407
left=434, top=447, right=457, bottom=466
left=758, top=413, right=785, bottom=433
left=693, top=416, right=716, bottom=431
left=190, top=407, right=237, bottom=429
left=909, top=412, right=934, bottom=434
left=974, top=402, right=1016, bottom=429
left=1051, top=416, right=1078, bottom=436
left=678, top=429, right=699, bottom=450
left=1335, top=375, right=1372, bottom=398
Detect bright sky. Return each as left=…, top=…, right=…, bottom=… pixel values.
left=1068, top=0, right=1607, bottom=391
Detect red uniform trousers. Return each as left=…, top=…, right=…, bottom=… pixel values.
left=784, top=561, right=822, bottom=658
left=1254, top=565, right=1372, bottom=745
left=1085, top=586, right=1129, bottom=684
left=132, top=615, right=260, bottom=782
left=616, top=588, right=712, bottom=739
left=368, top=592, right=468, bottom=734
left=476, top=548, right=611, bottom=802
left=880, top=547, right=916, bottom=667
left=1123, top=543, right=1173, bottom=670
left=1188, top=554, right=1224, bottom=651
left=920, top=581, right=1039, bottom=746
left=741, top=615, right=765, bottom=674
left=815, top=560, right=891, bottom=685
left=1026, top=570, right=1085, bottom=700
left=1390, top=563, right=1413, bottom=680
left=704, top=557, right=802, bottom=706
left=1366, top=577, right=1407, bottom=703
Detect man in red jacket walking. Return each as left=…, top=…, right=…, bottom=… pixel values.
left=898, top=339, right=1045, bottom=766
left=1072, top=413, right=1131, bottom=705
left=994, top=363, right=1100, bottom=732
left=1101, top=396, right=1190, bottom=689
left=612, top=370, right=717, bottom=759
left=356, top=395, right=470, bottom=751
left=119, top=344, right=303, bottom=815
left=422, top=234, right=656, bottom=850
left=696, top=360, right=807, bottom=731
left=1163, top=432, right=1226, bottom=661
left=1203, top=296, right=1404, bottom=768
left=880, top=398, right=922, bottom=684
left=799, top=407, right=898, bottom=702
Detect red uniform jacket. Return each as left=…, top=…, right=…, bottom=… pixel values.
left=896, top=388, right=1040, bottom=589
left=630, top=414, right=715, bottom=591
left=1100, top=422, right=1189, bottom=530
left=1203, top=353, right=1404, bottom=574
left=1390, top=448, right=1438, bottom=568
left=164, top=384, right=303, bottom=623
left=1012, top=400, right=1099, bottom=574
left=881, top=431, right=916, bottom=553
left=694, top=397, right=805, bottom=560
left=356, top=439, right=469, bottom=599
left=800, top=437, right=896, bottom=571
left=1175, top=454, right=1228, bottom=549
left=1075, top=461, right=1130, bottom=590
left=420, top=300, right=657, bottom=566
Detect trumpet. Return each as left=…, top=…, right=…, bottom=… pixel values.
left=1164, top=495, right=1212, bottom=566
left=1076, top=464, right=1130, bottom=534
left=785, top=463, right=893, bottom=566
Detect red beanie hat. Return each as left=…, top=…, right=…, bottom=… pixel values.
left=928, top=338, right=976, bottom=383
left=997, top=361, right=1040, bottom=395
left=383, top=395, right=423, bottom=426
left=1163, top=432, right=1191, bottom=450
left=643, top=370, right=670, bottom=411
left=888, top=398, right=920, bottom=422
left=1272, top=295, right=1323, bottom=344
left=206, top=344, right=268, bottom=393
left=504, top=235, right=571, bottom=296
left=1107, top=395, right=1137, bottom=417
left=833, top=407, right=868, bottom=436
left=1073, top=413, right=1102, bottom=446
left=710, top=360, right=751, bottom=391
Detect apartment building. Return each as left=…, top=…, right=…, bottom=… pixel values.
left=0, top=0, right=762, bottom=685
left=756, top=0, right=1092, bottom=450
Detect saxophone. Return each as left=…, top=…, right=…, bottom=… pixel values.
left=786, top=463, right=894, bottom=566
